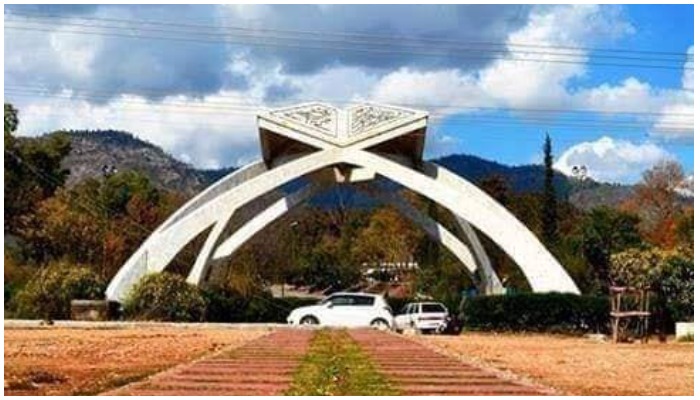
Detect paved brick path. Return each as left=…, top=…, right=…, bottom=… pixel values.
left=105, top=328, right=547, bottom=396
left=348, top=329, right=548, bottom=396
left=104, top=329, right=312, bottom=396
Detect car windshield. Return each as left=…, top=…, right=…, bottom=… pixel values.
left=422, top=304, right=446, bottom=313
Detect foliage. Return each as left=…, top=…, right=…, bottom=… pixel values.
left=610, top=247, right=693, bottom=322
left=609, top=248, right=667, bottom=290
left=5, top=103, right=19, bottom=135
left=674, top=209, right=693, bottom=249
left=286, top=330, right=398, bottom=395
left=659, top=255, right=694, bottom=322
left=5, top=117, right=72, bottom=235
left=11, top=260, right=106, bottom=320
left=123, top=273, right=207, bottom=322
left=541, top=134, right=559, bottom=246
left=19, top=171, right=177, bottom=278
left=579, top=207, right=643, bottom=293
left=624, top=160, right=686, bottom=248
left=462, top=293, right=609, bottom=334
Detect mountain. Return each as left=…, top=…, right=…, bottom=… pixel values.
left=432, top=154, right=573, bottom=197
left=47, top=130, right=233, bottom=196
left=27, top=130, right=637, bottom=208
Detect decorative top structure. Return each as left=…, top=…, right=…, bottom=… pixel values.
left=259, top=102, right=428, bottom=165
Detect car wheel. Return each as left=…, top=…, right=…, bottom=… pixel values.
left=370, top=318, right=390, bottom=331
left=300, top=315, right=319, bottom=325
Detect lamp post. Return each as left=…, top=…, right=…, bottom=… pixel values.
left=571, top=165, right=588, bottom=182
left=100, top=164, right=118, bottom=277
left=285, top=220, right=300, bottom=298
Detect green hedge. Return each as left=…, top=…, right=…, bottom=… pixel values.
left=203, top=287, right=319, bottom=323
left=461, top=293, right=609, bottom=334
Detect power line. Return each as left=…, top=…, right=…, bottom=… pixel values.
left=5, top=13, right=689, bottom=66
left=5, top=21, right=692, bottom=71
left=6, top=9, right=693, bottom=59
left=5, top=85, right=695, bottom=120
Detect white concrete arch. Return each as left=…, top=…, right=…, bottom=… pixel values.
left=206, top=181, right=501, bottom=293
left=352, top=184, right=504, bottom=294
left=106, top=102, right=579, bottom=302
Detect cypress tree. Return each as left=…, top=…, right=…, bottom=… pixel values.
left=541, top=134, right=558, bottom=246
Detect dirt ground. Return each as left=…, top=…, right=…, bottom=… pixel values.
left=4, top=327, right=267, bottom=396
left=420, top=332, right=694, bottom=396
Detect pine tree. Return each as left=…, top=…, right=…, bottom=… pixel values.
left=541, top=134, right=558, bottom=246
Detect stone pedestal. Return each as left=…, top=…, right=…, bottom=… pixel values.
left=676, top=322, right=694, bottom=339
left=70, top=300, right=114, bottom=321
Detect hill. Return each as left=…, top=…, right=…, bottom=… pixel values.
left=28, top=130, right=638, bottom=209
left=45, top=130, right=232, bottom=196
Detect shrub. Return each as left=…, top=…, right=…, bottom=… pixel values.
left=461, top=293, right=609, bottom=334
left=203, top=285, right=319, bottom=322
left=123, top=273, right=207, bottom=322
left=12, top=261, right=105, bottom=320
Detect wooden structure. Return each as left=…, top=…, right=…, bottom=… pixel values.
left=609, top=286, right=651, bottom=343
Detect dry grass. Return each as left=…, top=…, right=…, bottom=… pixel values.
left=4, top=327, right=267, bottom=396
left=420, top=332, right=694, bottom=396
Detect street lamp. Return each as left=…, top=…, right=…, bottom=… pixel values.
left=100, top=164, right=118, bottom=277
left=284, top=220, right=300, bottom=298
left=571, top=165, right=588, bottom=182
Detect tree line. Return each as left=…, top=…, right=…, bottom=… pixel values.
left=4, top=103, right=693, bottom=323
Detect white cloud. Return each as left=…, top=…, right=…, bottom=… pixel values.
left=649, top=45, right=694, bottom=141
left=5, top=5, right=692, bottom=173
left=554, top=136, right=675, bottom=183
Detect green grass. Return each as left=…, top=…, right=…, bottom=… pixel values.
left=286, top=329, right=399, bottom=396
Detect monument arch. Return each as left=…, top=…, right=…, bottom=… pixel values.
left=106, top=103, right=579, bottom=302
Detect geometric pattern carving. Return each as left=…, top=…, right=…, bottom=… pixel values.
left=349, top=104, right=414, bottom=136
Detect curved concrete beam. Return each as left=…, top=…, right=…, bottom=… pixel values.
left=343, top=149, right=579, bottom=294
left=356, top=184, right=504, bottom=294
left=450, top=214, right=504, bottom=294
left=211, top=182, right=486, bottom=289
left=107, top=147, right=578, bottom=301
left=106, top=149, right=346, bottom=301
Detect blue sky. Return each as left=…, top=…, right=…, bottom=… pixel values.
left=4, top=4, right=694, bottom=184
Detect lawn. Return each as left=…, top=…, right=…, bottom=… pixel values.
left=420, top=332, right=694, bottom=396
left=4, top=326, right=266, bottom=395
left=286, top=329, right=398, bottom=396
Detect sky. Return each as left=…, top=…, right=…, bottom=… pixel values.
left=4, top=4, right=694, bottom=184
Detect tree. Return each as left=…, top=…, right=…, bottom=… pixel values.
left=353, top=206, right=422, bottom=266
left=540, top=134, right=558, bottom=246
left=674, top=208, right=693, bottom=249
left=4, top=108, right=71, bottom=235
left=610, top=247, right=693, bottom=322
left=5, top=103, right=18, bottom=136
left=579, top=207, right=643, bottom=293
left=19, top=171, right=176, bottom=279
left=625, top=160, right=686, bottom=248
left=478, top=174, right=510, bottom=206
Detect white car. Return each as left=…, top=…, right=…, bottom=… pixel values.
left=286, top=292, right=394, bottom=330
left=394, top=302, right=449, bottom=333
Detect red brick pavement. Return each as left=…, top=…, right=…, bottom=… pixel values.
left=103, top=329, right=313, bottom=396
left=348, top=329, right=549, bottom=396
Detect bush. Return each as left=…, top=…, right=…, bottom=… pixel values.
left=123, top=273, right=207, bottom=322
left=461, top=293, right=609, bottom=334
left=203, top=286, right=319, bottom=322
left=12, top=261, right=105, bottom=320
